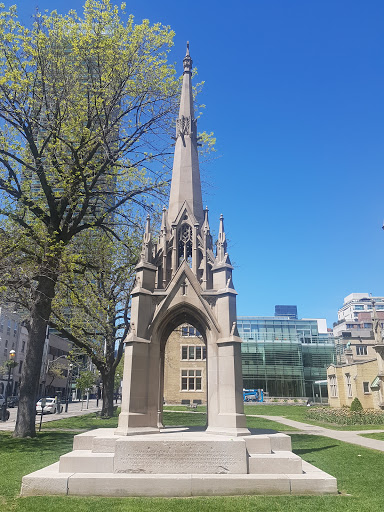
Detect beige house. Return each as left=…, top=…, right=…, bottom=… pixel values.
left=163, top=324, right=206, bottom=405
left=327, top=358, right=380, bottom=409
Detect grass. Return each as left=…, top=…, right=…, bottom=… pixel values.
left=360, top=432, right=384, bottom=441
left=1, top=427, right=384, bottom=511
left=2, top=406, right=384, bottom=511
left=244, top=404, right=384, bottom=431
left=40, top=408, right=296, bottom=433
left=40, top=412, right=119, bottom=431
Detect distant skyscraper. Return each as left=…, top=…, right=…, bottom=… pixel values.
left=275, top=305, right=298, bottom=319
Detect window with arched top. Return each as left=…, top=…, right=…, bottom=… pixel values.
left=178, top=224, right=192, bottom=267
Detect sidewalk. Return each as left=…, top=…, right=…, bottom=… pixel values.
left=250, top=414, right=384, bottom=452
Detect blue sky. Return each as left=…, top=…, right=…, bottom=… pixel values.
left=8, top=0, right=384, bottom=326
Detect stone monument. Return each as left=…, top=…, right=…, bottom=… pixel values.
left=21, top=44, right=337, bottom=497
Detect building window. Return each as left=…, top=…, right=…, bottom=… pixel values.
left=356, top=345, right=367, bottom=356
left=19, top=360, right=23, bottom=374
left=21, top=340, right=25, bottom=353
left=0, top=317, right=3, bottom=331
left=181, top=326, right=201, bottom=337
left=346, top=374, right=352, bottom=398
left=329, top=375, right=338, bottom=398
left=363, top=381, right=370, bottom=394
left=181, top=345, right=206, bottom=360
left=181, top=369, right=202, bottom=391
left=354, top=305, right=364, bottom=311
left=13, top=322, right=17, bottom=337
left=5, top=339, right=8, bottom=348
left=363, top=323, right=372, bottom=329
left=6, top=320, right=11, bottom=335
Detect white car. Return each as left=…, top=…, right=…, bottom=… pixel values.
left=36, top=398, right=58, bottom=414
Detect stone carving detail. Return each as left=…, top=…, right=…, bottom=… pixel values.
left=152, top=296, right=164, bottom=308
left=205, top=297, right=216, bottom=308
left=176, top=115, right=190, bottom=137
left=180, top=224, right=192, bottom=243
left=176, top=115, right=197, bottom=138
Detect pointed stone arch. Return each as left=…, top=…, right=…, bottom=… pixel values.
left=116, top=43, right=249, bottom=437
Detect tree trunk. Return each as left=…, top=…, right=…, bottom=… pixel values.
left=101, top=371, right=115, bottom=417
left=13, top=264, right=58, bottom=438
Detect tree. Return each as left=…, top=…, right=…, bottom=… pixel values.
left=49, top=226, right=140, bottom=417
left=46, top=360, right=66, bottom=390
left=75, top=370, right=96, bottom=410
left=0, top=0, right=180, bottom=437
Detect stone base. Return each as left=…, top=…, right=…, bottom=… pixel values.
left=21, top=428, right=337, bottom=497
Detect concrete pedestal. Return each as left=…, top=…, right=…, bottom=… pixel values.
left=21, top=428, right=337, bottom=497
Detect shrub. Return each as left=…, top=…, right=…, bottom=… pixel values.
left=350, top=397, right=363, bottom=412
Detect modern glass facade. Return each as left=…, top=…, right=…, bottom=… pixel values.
left=274, top=305, right=298, bottom=319
left=238, top=316, right=336, bottom=398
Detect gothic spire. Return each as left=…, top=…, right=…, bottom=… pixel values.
left=216, top=214, right=227, bottom=262
left=168, top=42, right=204, bottom=225
left=140, top=214, right=152, bottom=262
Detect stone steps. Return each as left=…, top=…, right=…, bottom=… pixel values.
left=22, top=462, right=337, bottom=497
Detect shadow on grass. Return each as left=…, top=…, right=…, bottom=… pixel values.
left=294, top=444, right=339, bottom=455
left=248, top=428, right=278, bottom=434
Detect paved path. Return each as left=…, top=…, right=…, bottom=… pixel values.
left=249, top=414, right=384, bottom=452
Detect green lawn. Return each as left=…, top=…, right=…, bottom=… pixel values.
left=1, top=407, right=384, bottom=511
left=40, top=412, right=119, bottom=430
left=1, top=427, right=384, bottom=511
left=244, top=404, right=384, bottom=431
left=40, top=409, right=297, bottom=433
left=360, top=432, right=384, bottom=441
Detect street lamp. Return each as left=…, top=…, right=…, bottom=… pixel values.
left=1, top=349, right=17, bottom=422
left=64, top=363, right=73, bottom=413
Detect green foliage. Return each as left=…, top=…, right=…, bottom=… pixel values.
left=350, top=397, right=363, bottom=412
left=46, top=360, right=66, bottom=386
left=306, top=406, right=384, bottom=425
left=0, top=0, right=180, bottom=296
left=75, top=370, right=96, bottom=393
left=0, top=0, right=184, bottom=436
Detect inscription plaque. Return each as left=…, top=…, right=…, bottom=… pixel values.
left=114, top=436, right=247, bottom=474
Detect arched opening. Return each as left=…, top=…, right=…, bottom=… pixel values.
left=163, top=323, right=206, bottom=413
left=178, top=223, right=193, bottom=267
left=154, top=305, right=211, bottom=429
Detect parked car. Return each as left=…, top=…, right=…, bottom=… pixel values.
left=0, top=394, right=5, bottom=407
left=36, top=397, right=59, bottom=414
left=7, top=396, right=19, bottom=408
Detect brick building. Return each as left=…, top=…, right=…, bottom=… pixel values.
left=164, top=325, right=206, bottom=405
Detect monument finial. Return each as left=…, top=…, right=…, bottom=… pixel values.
left=183, top=41, right=192, bottom=74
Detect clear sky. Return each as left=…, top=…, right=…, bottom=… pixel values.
left=7, top=0, right=384, bottom=326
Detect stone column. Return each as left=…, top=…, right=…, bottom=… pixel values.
left=206, top=338, right=249, bottom=436
left=116, top=340, right=160, bottom=436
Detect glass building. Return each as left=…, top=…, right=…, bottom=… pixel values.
left=238, top=315, right=336, bottom=398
